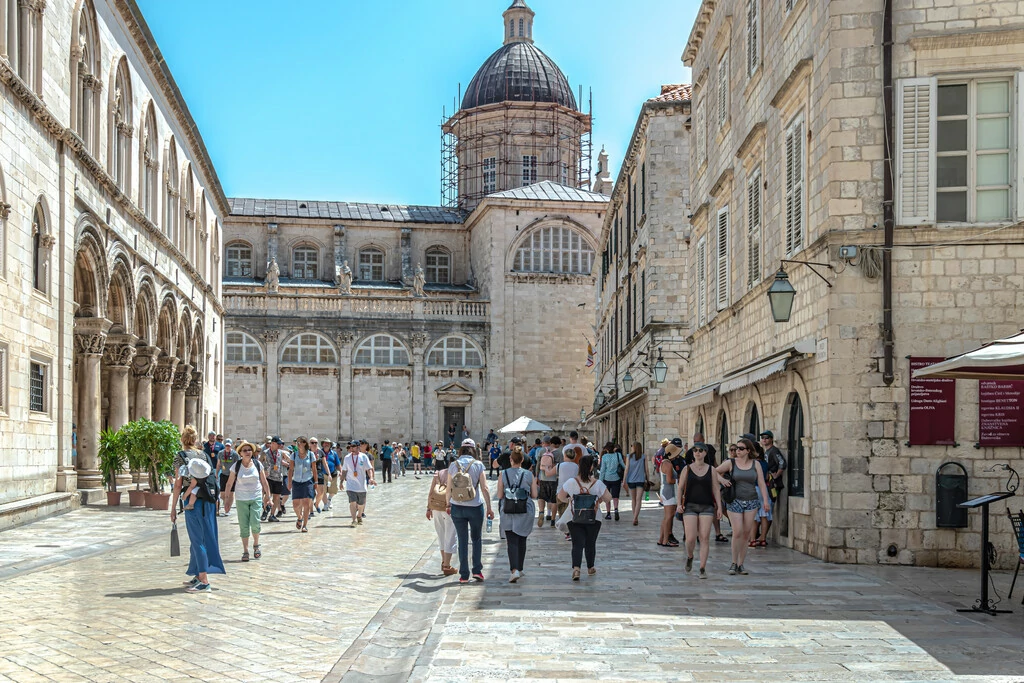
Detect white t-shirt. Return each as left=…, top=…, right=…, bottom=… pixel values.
left=562, top=443, right=586, bottom=460
left=448, top=456, right=486, bottom=507
left=560, top=477, right=607, bottom=500
left=556, top=461, right=580, bottom=490
left=343, top=452, right=373, bottom=493
left=233, top=461, right=263, bottom=501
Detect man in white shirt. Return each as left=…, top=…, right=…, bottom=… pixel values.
left=342, top=440, right=376, bottom=526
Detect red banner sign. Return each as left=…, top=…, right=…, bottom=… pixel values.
left=909, top=357, right=957, bottom=446
left=978, top=380, right=1024, bottom=447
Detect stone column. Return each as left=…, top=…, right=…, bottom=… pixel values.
left=401, top=228, right=413, bottom=284
left=132, top=346, right=159, bottom=421
left=262, top=331, right=280, bottom=436
left=171, top=364, right=192, bottom=428
left=184, top=371, right=202, bottom=427
left=410, top=333, right=428, bottom=441
left=74, top=318, right=111, bottom=490
left=103, top=335, right=137, bottom=433
left=153, top=356, right=178, bottom=422
left=335, top=332, right=354, bottom=440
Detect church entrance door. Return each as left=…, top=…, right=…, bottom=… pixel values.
left=443, top=406, right=465, bottom=448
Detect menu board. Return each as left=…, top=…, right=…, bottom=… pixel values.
left=909, top=357, right=957, bottom=445
left=978, top=380, right=1024, bottom=447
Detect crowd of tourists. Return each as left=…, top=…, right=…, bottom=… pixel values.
left=169, top=424, right=786, bottom=593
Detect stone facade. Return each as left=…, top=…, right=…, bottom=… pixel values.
left=0, top=0, right=224, bottom=522
left=676, top=0, right=1024, bottom=567
left=588, top=87, right=692, bottom=453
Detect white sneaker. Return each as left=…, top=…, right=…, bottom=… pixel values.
left=509, top=570, right=521, bottom=583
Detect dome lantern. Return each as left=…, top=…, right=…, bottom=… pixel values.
left=503, top=0, right=535, bottom=46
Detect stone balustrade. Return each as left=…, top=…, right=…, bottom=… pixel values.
left=224, top=293, right=489, bottom=321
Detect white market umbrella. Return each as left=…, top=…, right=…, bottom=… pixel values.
left=913, top=331, right=1024, bottom=381
left=498, top=416, right=553, bottom=434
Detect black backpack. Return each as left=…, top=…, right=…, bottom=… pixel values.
left=570, top=477, right=598, bottom=524
left=502, top=470, right=529, bottom=514
left=185, top=452, right=218, bottom=503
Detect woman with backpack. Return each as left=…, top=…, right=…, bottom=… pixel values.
left=623, top=442, right=648, bottom=526
left=597, top=442, right=624, bottom=521
left=426, top=455, right=458, bottom=576
left=557, top=454, right=611, bottom=581
left=716, top=437, right=771, bottom=575
left=169, top=425, right=225, bottom=593
left=445, top=439, right=494, bottom=583
left=223, top=440, right=272, bottom=562
left=497, top=449, right=538, bottom=583
left=676, top=442, right=722, bottom=578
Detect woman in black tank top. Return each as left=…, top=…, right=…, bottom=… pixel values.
left=676, top=443, right=723, bottom=578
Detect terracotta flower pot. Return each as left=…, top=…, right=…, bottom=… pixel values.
left=106, top=491, right=122, bottom=507
left=128, top=490, right=147, bottom=507
left=148, top=492, right=171, bottom=511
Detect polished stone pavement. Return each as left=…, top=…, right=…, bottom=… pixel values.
left=0, top=476, right=1022, bottom=682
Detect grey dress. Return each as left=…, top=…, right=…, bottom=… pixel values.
left=498, top=467, right=536, bottom=538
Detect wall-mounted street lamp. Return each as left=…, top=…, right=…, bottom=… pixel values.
left=767, top=260, right=834, bottom=323
left=622, top=370, right=634, bottom=393
left=580, top=407, right=586, bottom=422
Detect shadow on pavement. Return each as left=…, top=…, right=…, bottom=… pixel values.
left=105, top=587, right=187, bottom=599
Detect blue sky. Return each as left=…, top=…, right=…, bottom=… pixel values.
left=135, top=0, right=698, bottom=206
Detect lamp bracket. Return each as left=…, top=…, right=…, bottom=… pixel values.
left=779, top=259, right=834, bottom=288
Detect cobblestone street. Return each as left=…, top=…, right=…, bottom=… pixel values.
left=1, top=477, right=1022, bottom=682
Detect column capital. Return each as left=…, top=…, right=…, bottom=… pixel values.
left=335, top=331, right=356, bottom=347
left=74, top=318, right=112, bottom=356
left=153, top=356, right=179, bottom=385
left=261, top=330, right=280, bottom=343
left=409, top=332, right=429, bottom=350
left=132, top=345, right=160, bottom=379
left=102, top=334, right=138, bottom=368
left=186, top=371, right=203, bottom=397
left=172, top=365, right=193, bottom=392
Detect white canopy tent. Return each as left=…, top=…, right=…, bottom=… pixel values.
left=913, top=331, right=1024, bottom=381
left=498, top=416, right=553, bottom=434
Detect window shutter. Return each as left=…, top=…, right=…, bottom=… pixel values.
left=785, top=120, right=804, bottom=254
left=696, top=236, right=707, bottom=325
left=747, top=174, right=761, bottom=289
left=718, top=52, right=729, bottom=127
left=716, top=208, right=730, bottom=310
left=1017, top=72, right=1024, bottom=222
left=895, top=77, right=937, bottom=225
left=747, top=0, right=759, bottom=76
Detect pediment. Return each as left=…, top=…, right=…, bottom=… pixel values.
left=435, top=381, right=474, bottom=396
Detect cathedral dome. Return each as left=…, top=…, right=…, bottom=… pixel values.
left=461, top=1, right=577, bottom=112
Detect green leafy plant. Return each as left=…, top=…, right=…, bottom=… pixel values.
left=120, top=419, right=181, bottom=493
left=98, top=428, right=127, bottom=492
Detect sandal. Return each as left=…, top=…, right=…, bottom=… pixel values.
left=296, top=520, right=302, bottom=530
left=757, top=540, right=767, bottom=547
left=748, top=541, right=757, bottom=548
left=667, top=541, right=679, bottom=547
left=253, top=545, right=262, bottom=559
left=715, top=534, right=729, bottom=543
left=301, top=526, right=308, bottom=533
left=242, top=551, right=250, bottom=562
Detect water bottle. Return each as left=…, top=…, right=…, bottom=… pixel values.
left=644, top=490, right=650, bottom=502
left=486, top=517, right=493, bottom=532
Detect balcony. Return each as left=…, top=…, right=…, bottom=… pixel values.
left=224, top=292, right=489, bottom=322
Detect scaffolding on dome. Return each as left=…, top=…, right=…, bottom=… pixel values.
left=441, top=85, right=593, bottom=210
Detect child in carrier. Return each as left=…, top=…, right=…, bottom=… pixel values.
left=182, top=457, right=212, bottom=511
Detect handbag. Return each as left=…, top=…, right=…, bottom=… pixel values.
left=427, top=472, right=449, bottom=512
left=615, top=453, right=625, bottom=480
left=170, top=523, right=180, bottom=557
left=720, top=466, right=736, bottom=504
left=502, top=470, right=529, bottom=515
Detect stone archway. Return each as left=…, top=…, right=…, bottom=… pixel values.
left=131, top=279, right=159, bottom=421
left=152, top=295, right=179, bottom=423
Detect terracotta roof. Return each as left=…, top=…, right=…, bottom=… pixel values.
left=650, top=84, right=692, bottom=103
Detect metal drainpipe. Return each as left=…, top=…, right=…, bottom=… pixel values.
left=882, top=0, right=895, bottom=386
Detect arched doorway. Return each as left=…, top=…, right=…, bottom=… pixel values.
left=786, top=392, right=805, bottom=497
left=747, top=402, right=760, bottom=438
left=717, top=409, right=729, bottom=458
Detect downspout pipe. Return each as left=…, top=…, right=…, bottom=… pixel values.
left=882, top=0, right=895, bottom=386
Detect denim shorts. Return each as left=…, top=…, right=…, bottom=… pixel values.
left=726, top=498, right=760, bottom=514
left=683, top=502, right=716, bottom=517
left=291, top=481, right=315, bottom=500
left=755, top=488, right=772, bottom=521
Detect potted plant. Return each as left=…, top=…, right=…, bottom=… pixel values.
left=126, top=441, right=148, bottom=507
left=98, top=428, right=127, bottom=506
left=121, top=418, right=180, bottom=510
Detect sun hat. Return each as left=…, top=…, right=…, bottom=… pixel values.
left=187, top=458, right=212, bottom=479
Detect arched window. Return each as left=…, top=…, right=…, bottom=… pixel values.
left=32, top=202, right=49, bottom=293
left=354, top=335, right=409, bottom=366
left=509, top=20, right=514, bottom=37
left=225, top=241, right=253, bottom=277
left=292, top=246, right=318, bottom=280
left=695, top=413, right=705, bottom=438
left=281, top=333, right=336, bottom=364
left=424, top=247, right=451, bottom=284
left=427, top=337, right=483, bottom=367
left=6, top=0, right=43, bottom=91
left=747, top=402, right=760, bottom=438
left=519, top=18, right=524, bottom=36
left=72, top=2, right=100, bottom=153
left=141, top=104, right=158, bottom=221
left=513, top=225, right=595, bottom=274
left=786, top=393, right=804, bottom=497
left=164, top=141, right=179, bottom=241
left=109, top=57, right=132, bottom=190
left=358, top=248, right=384, bottom=281
left=225, top=331, right=263, bottom=364
left=717, top=409, right=729, bottom=457
left=182, top=167, right=195, bottom=259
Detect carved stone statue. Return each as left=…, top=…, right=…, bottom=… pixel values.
left=266, top=257, right=280, bottom=293
left=413, top=264, right=426, bottom=298
left=338, top=260, right=352, bottom=295
left=113, top=85, right=123, bottom=125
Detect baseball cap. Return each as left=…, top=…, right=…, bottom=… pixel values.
left=224, top=438, right=233, bottom=446
left=692, top=442, right=709, bottom=451
left=541, top=435, right=552, bottom=444
left=271, top=436, right=284, bottom=445
left=348, top=440, right=360, bottom=447
left=461, top=438, right=477, bottom=448
left=208, top=431, right=216, bottom=437
left=759, top=430, right=774, bottom=439
left=740, top=433, right=756, bottom=442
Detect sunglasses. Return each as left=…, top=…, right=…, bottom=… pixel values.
left=736, top=446, right=749, bottom=451
left=694, top=448, right=706, bottom=452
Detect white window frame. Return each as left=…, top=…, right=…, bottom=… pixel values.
left=425, top=248, right=451, bottom=284
left=747, top=169, right=762, bottom=290
left=29, top=355, right=50, bottom=416
left=427, top=337, right=483, bottom=368
left=354, top=335, right=410, bottom=366
left=513, top=225, right=595, bottom=274
left=225, top=331, right=263, bottom=364
left=717, top=52, right=729, bottom=128
left=747, top=0, right=760, bottom=77
left=358, top=248, right=385, bottom=281
left=292, top=246, right=319, bottom=280
left=522, top=155, right=538, bottom=186
left=696, top=235, right=707, bottom=326
left=225, top=242, right=253, bottom=277
left=483, top=156, right=497, bottom=194
left=715, top=207, right=730, bottom=311
left=281, top=333, right=336, bottom=365
left=784, top=116, right=805, bottom=256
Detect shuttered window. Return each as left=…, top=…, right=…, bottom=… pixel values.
left=896, top=78, right=937, bottom=225
left=785, top=117, right=805, bottom=255
left=716, top=207, right=730, bottom=311
left=717, top=52, right=729, bottom=128
left=747, top=0, right=760, bottom=76
left=696, top=236, right=707, bottom=326
left=747, top=170, right=762, bottom=289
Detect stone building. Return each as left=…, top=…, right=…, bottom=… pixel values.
left=221, top=1, right=607, bottom=444
left=677, top=0, right=1024, bottom=566
left=0, top=0, right=225, bottom=526
left=587, top=85, right=693, bottom=453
